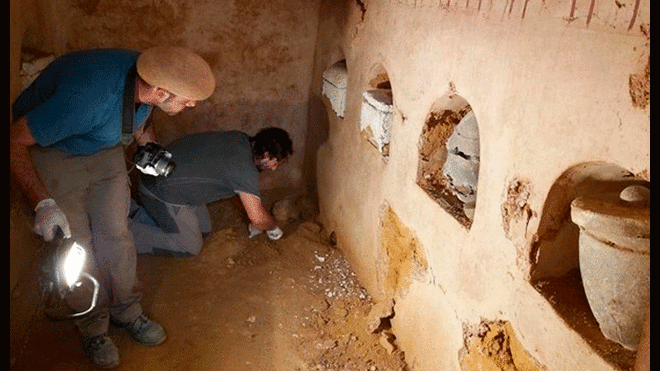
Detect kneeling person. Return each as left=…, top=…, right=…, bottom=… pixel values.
left=130, top=127, right=293, bottom=256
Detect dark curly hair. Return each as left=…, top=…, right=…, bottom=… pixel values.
left=250, top=127, right=293, bottom=161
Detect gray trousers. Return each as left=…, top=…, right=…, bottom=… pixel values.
left=129, top=184, right=212, bottom=256
left=31, top=145, right=143, bottom=338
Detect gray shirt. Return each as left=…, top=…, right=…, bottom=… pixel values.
left=141, top=131, right=260, bottom=205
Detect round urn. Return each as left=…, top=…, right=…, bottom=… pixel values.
left=570, top=185, right=650, bottom=350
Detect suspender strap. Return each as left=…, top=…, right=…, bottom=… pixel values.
left=122, top=64, right=152, bottom=146
left=122, top=64, right=138, bottom=137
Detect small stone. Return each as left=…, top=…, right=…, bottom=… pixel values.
left=619, top=185, right=650, bottom=204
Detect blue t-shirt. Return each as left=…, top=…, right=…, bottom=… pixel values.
left=12, top=48, right=152, bottom=155
left=141, top=131, right=261, bottom=206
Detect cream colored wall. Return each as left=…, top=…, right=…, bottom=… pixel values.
left=314, top=0, right=649, bottom=370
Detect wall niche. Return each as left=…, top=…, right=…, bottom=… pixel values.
left=416, top=91, right=479, bottom=229
left=530, top=162, right=649, bottom=370
left=322, top=59, right=348, bottom=118
left=360, top=64, right=393, bottom=158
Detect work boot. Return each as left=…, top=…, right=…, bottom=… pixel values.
left=118, top=314, right=167, bottom=346
left=82, top=334, right=120, bottom=369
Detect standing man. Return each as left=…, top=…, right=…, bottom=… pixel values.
left=129, top=127, right=294, bottom=256
left=10, top=46, right=215, bottom=369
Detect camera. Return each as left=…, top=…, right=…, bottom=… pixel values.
left=133, top=142, right=176, bottom=177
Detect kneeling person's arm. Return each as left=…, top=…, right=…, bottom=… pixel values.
left=239, top=192, right=282, bottom=239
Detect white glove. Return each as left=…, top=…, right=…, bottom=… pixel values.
left=248, top=223, right=262, bottom=239
left=34, top=198, right=72, bottom=242
left=266, top=227, right=283, bottom=241
left=136, top=164, right=159, bottom=176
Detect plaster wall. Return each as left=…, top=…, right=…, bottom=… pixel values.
left=313, top=0, right=649, bottom=370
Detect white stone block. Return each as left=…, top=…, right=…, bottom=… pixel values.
left=360, top=89, right=393, bottom=156
left=322, top=61, right=348, bottom=118
left=443, top=153, right=479, bottom=193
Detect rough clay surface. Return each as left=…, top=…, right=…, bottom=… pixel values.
left=459, top=320, right=544, bottom=371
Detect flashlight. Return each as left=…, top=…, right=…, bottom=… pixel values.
left=62, top=241, right=86, bottom=288
left=40, top=228, right=100, bottom=320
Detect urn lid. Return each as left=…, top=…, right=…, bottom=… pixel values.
left=570, top=185, right=650, bottom=253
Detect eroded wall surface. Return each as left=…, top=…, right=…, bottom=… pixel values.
left=313, top=0, right=649, bottom=370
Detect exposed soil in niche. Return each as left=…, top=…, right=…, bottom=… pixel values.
left=417, top=107, right=473, bottom=228
left=368, top=72, right=390, bottom=89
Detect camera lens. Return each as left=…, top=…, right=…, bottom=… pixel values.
left=154, top=160, right=175, bottom=177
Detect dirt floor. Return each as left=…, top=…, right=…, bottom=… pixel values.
left=10, top=197, right=410, bottom=371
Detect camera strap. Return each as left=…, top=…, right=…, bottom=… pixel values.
left=121, top=64, right=138, bottom=146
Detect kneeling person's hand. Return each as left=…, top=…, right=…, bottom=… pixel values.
left=248, top=223, right=262, bottom=239
left=266, top=227, right=283, bottom=240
